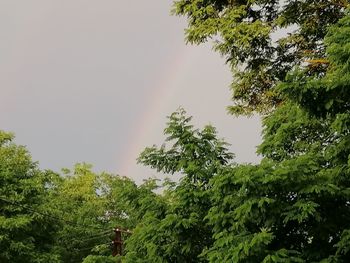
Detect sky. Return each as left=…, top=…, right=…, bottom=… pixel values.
left=0, top=0, right=262, bottom=183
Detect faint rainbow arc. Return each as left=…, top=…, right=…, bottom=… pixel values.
left=118, top=46, right=193, bottom=177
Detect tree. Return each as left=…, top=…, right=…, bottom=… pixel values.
left=123, top=109, right=234, bottom=262
left=203, top=12, right=350, bottom=262
left=45, top=164, right=158, bottom=263
left=46, top=164, right=152, bottom=263
left=46, top=164, right=115, bottom=263
left=123, top=9, right=350, bottom=262
left=0, top=131, right=60, bottom=262
left=172, top=0, right=348, bottom=115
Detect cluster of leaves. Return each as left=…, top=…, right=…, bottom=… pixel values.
left=120, top=6, right=350, bottom=263
left=172, top=0, right=349, bottom=115
left=0, top=131, right=60, bottom=262
left=0, top=132, right=159, bottom=262
left=123, top=109, right=234, bottom=262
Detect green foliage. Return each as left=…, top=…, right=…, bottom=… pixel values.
left=279, top=12, right=350, bottom=117
left=205, top=12, right=350, bottom=262
left=0, top=131, right=60, bottom=262
left=46, top=165, right=159, bottom=262
left=47, top=164, right=114, bottom=263
left=122, top=11, right=350, bottom=262
left=82, top=255, right=119, bottom=263
left=123, top=109, right=234, bottom=262
left=172, top=0, right=348, bottom=114
left=1, top=3, right=350, bottom=263
left=0, top=135, right=157, bottom=262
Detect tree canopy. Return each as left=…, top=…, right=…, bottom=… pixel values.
left=1, top=1, right=350, bottom=262
left=0, top=131, right=60, bottom=262
left=172, top=0, right=349, bottom=115
left=121, top=4, right=350, bottom=262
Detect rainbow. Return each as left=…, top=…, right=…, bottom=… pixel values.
left=118, top=45, right=195, bottom=178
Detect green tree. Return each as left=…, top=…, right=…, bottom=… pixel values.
left=204, top=12, right=350, bottom=262
left=47, top=164, right=114, bottom=263
left=172, top=0, right=348, bottom=115
left=123, top=109, right=234, bottom=262
left=0, top=131, right=60, bottom=262
left=46, top=164, right=153, bottom=263
left=123, top=10, right=350, bottom=262
left=46, top=164, right=151, bottom=263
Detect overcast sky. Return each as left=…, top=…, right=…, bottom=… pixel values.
left=0, top=0, right=261, bottom=183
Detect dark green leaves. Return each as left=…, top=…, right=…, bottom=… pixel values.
left=172, top=0, right=347, bottom=114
